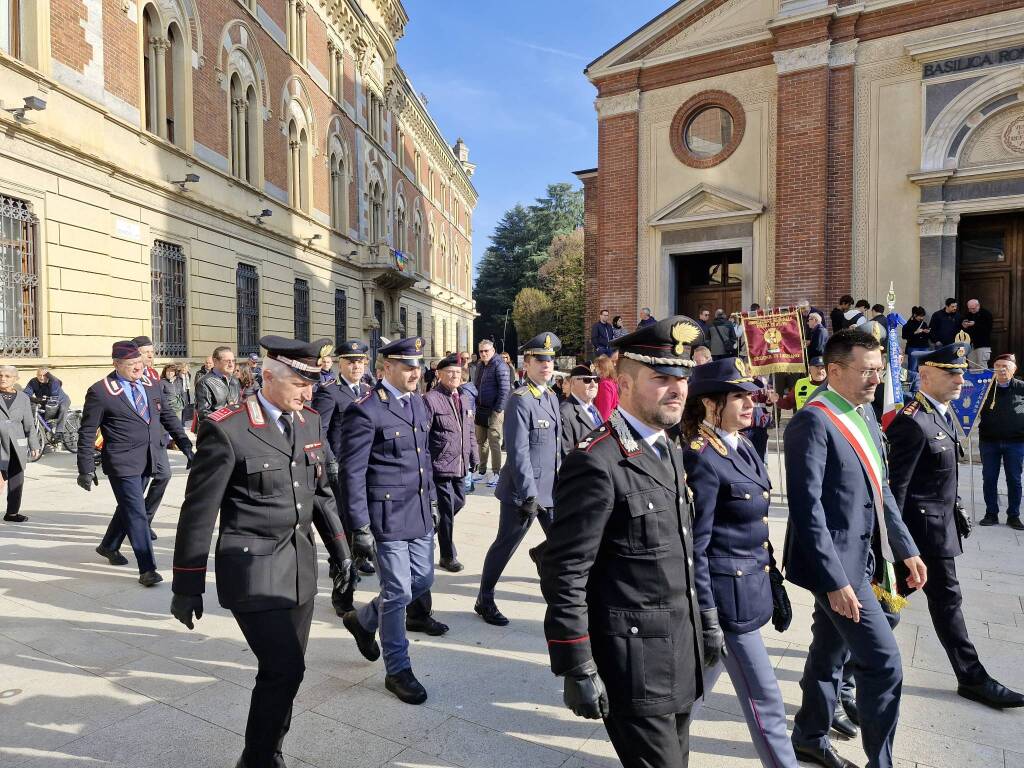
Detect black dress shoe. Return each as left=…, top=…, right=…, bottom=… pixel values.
left=1009, top=518, right=1024, bottom=531
left=385, top=667, right=428, bottom=704
left=343, top=611, right=380, bottom=661
left=96, top=545, right=130, bottom=566
left=958, top=678, right=1024, bottom=709
left=840, top=696, right=859, bottom=726
left=979, top=514, right=999, bottom=526
left=793, top=743, right=860, bottom=768
left=474, top=600, right=509, bottom=626
left=358, top=560, right=376, bottom=575
left=406, top=614, right=449, bottom=636
left=438, top=557, right=464, bottom=573
left=150, top=529, right=158, bottom=541
left=3, top=513, right=27, bottom=522
left=830, top=705, right=859, bottom=739
left=138, top=570, right=163, bottom=587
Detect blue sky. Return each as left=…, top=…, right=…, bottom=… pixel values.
left=397, top=0, right=668, bottom=269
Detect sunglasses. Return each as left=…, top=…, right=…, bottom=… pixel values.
left=575, top=376, right=598, bottom=384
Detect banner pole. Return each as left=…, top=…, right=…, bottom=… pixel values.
left=969, top=432, right=977, bottom=524
left=772, top=372, right=786, bottom=504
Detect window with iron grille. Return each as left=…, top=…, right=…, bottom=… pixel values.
left=399, top=306, right=407, bottom=335
left=416, top=312, right=422, bottom=340
left=150, top=240, right=187, bottom=357
left=293, top=278, right=310, bottom=341
left=334, top=289, right=347, bottom=344
left=0, top=193, right=40, bottom=357
left=236, top=263, right=260, bottom=356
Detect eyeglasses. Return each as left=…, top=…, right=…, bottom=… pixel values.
left=575, top=376, right=598, bottom=384
left=835, top=363, right=884, bottom=380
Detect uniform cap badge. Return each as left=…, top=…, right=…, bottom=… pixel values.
left=544, top=334, right=553, bottom=350
left=671, top=321, right=700, bottom=355
left=956, top=346, right=966, bottom=358
left=414, top=338, right=422, bottom=352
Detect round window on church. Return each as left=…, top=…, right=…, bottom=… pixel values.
left=670, top=91, right=745, bottom=169
left=684, top=107, right=733, bottom=157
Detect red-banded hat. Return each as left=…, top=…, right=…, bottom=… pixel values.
left=259, top=335, right=334, bottom=383
left=611, top=315, right=704, bottom=378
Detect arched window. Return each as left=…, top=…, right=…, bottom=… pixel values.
left=140, top=3, right=191, bottom=149
left=439, top=237, right=448, bottom=286
left=229, top=76, right=259, bottom=183
left=395, top=196, right=406, bottom=252
left=369, top=180, right=384, bottom=242
left=412, top=210, right=423, bottom=272
left=330, top=151, right=347, bottom=232
left=222, top=25, right=267, bottom=187
left=288, top=119, right=310, bottom=213
left=453, top=244, right=460, bottom=292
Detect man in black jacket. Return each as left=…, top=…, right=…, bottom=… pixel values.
left=558, top=365, right=602, bottom=459
left=590, top=309, right=615, bottom=358
left=962, top=298, right=993, bottom=368
left=979, top=353, right=1024, bottom=529
left=170, top=336, right=351, bottom=768
left=830, top=295, right=854, bottom=332
left=195, top=346, right=241, bottom=421
left=929, top=298, right=961, bottom=347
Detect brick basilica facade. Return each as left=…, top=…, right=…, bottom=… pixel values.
left=579, top=0, right=1024, bottom=361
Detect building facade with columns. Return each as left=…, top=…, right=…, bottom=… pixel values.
left=0, top=0, right=475, bottom=402
left=579, top=0, right=1024, bottom=361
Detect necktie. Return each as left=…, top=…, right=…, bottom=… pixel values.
left=453, top=389, right=463, bottom=416
left=400, top=396, right=408, bottom=409
left=653, top=435, right=670, bottom=460
left=352, top=384, right=359, bottom=398
left=588, top=404, right=601, bottom=426
left=279, top=414, right=293, bottom=446
left=132, top=383, right=150, bottom=423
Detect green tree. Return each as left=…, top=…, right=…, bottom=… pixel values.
left=540, top=228, right=585, bottom=355
left=512, top=287, right=555, bottom=344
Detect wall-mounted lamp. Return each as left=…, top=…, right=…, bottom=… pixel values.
left=303, top=233, right=322, bottom=247
left=169, top=173, right=200, bottom=192
left=4, top=96, right=46, bottom=124
left=249, top=208, right=272, bottom=225
left=348, top=250, right=358, bottom=259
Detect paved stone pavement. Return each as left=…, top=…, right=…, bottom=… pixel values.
left=1, top=447, right=1023, bottom=768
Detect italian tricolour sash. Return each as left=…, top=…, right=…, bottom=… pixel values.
left=805, top=389, right=908, bottom=611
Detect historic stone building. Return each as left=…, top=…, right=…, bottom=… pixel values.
left=579, top=0, right=1024, bottom=360
left=0, top=0, right=475, bottom=399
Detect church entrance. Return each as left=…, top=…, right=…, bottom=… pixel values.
left=673, top=249, right=743, bottom=320
left=957, top=212, right=1024, bottom=363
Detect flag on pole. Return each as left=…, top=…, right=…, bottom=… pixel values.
left=741, top=307, right=806, bottom=375
left=951, top=369, right=995, bottom=437
left=881, top=310, right=906, bottom=428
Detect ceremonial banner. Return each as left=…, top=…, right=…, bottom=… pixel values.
left=951, top=369, right=995, bottom=437
left=881, top=311, right=907, bottom=428
left=741, top=308, right=806, bottom=375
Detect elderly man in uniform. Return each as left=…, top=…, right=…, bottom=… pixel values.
left=195, top=346, right=241, bottom=421
left=312, top=339, right=373, bottom=616
left=78, top=341, right=194, bottom=584
left=887, top=343, right=1024, bottom=709
left=785, top=329, right=927, bottom=768
left=539, top=316, right=705, bottom=768
left=170, top=336, right=352, bottom=768
left=339, top=336, right=439, bottom=704
left=558, top=365, right=602, bottom=459
left=474, top=332, right=561, bottom=627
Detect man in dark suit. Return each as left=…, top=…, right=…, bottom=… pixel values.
left=887, top=344, right=1024, bottom=709
left=590, top=309, right=614, bottom=357
left=77, top=341, right=194, bottom=585
left=169, top=336, right=351, bottom=768
left=558, top=365, right=602, bottom=459
left=128, top=334, right=172, bottom=542
left=784, top=329, right=927, bottom=768
left=311, top=339, right=372, bottom=615
left=539, top=316, right=705, bottom=768
left=339, top=336, right=439, bottom=705
left=195, top=346, right=241, bottom=421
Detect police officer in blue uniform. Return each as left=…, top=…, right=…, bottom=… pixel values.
left=681, top=358, right=798, bottom=768
left=475, top=332, right=561, bottom=626
left=339, top=336, right=439, bottom=705
left=169, top=336, right=352, bottom=768
left=784, top=329, right=927, bottom=768
left=78, top=340, right=194, bottom=585
left=311, top=339, right=372, bottom=615
left=887, top=343, right=1024, bottom=710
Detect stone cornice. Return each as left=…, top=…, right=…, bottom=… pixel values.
left=595, top=90, right=640, bottom=119
left=773, top=40, right=831, bottom=74
left=829, top=39, right=859, bottom=68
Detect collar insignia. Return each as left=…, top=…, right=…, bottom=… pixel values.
left=698, top=424, right=729, bottom=456
left=246, top=396, right=265, bottom=427
left=609, top=410, right=641, bottom=455
left=377, top=387, right=389, bottom=402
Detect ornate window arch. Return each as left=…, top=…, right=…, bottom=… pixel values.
left=327, top=122, right=350, bottom=233
left=427, top=219, right=436, bottom=277
left=281, top=77, right=316, bottom=214
left=139, top=0, right=199, bottom=150
left=412, top=203, right=423, bottom=272
left=219, top=23, right=268, bottom=183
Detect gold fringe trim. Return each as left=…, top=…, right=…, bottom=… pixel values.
left=872, top=583, right=909, bottom=613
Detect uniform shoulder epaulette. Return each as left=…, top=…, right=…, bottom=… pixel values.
left=208, top=404, right=244, bottom=423
left=375, top=387, right=389, bottom=402
left=356, top=392, right=373, bottom=404
left=901, top=400, right=920, bottom=417
left=512, top=385, right=530, bottom=397
left=688, top=434, right=708, bottom=453
left=578, top=427, right=611, bottom=452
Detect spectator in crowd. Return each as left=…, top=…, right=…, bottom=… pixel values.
left=962, top=298, right=993, bottom=368
left=637, top=307, right=656, bottom=329
left=707, top=309, right=738, bottom=360
left=696, top=308, right=712, bottom=339
left=693, top=345, right=713, bottom=366
left=592, top=354, right=619, bottom=420
left=831, top=295, right=855, bottom=332
left=195, top=355, right=214, bottom=388
left=776, top=357, right=828, bottom=412
left=459, top=366, right=479, bottom=494
left=731, top=312, right=748, bottom=359
left=590, top=309, right=615, bottom=357
left=806, top=312, right=828, bottom=362
left=467, top=353, right=480, bottom=385
left=24, top=366, right=71, bottom=439
left=160, top=365, right=185, bottom=425
left=611, top=315, right=628, bottom=340
left=0, top=366, right=40, bottom=522
left=194, top=346, right=241, bottom=421
left=979, top=353, right=1024, bottom=529
left=424, top=361, right=438, bottom=392
left=317, top=351, right=335, bottom=389
left=863, top=304, right=888, bottom=342
left=749, top=303, right=761, bottom=312
left=247, top=353, right=264, bottom=390
left=903, top=306, right=932, bottom=371
left=178, top=362, right=195, bottom=424
left=797, top=300, right=825, bottom=337
left=474, top=340, right=511, bottom=487
left=930, top=298, right=962, bottom=346
left=844, top=299, right=870, bottom=328
left=236, top=364, right=259, bottom=398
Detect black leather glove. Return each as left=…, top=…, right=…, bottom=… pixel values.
left=332, top=558, right=352, bottom=595
left=430, top=500, right=439, bottom=529
left=183, top=446, right=195, bottom=469
left=517, top=497, right=539, bottom=523
left=770, top=567, right=793, bottom=632
left=171, top=593, right=203, bottom=630
left=701, top=609, right=726, bottom=668
left=563, top=659, right=609, bottom=720
left=327, top=460, right=339, bottom=486
left=351, top=525, right=375, bottom=560
left=77, top=473, right=97, bottom=491
left=954, top=500, right=973, bottom=539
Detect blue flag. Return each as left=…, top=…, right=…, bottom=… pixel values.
left=951, top=369, right=995, bottom=437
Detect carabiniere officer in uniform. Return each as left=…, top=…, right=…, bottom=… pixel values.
left=539, top=317, right=705, bottom=768
left=169, top=336, right=352, bottom=768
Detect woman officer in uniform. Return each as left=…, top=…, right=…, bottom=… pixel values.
left=681, top=357, right=798, bottom=768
